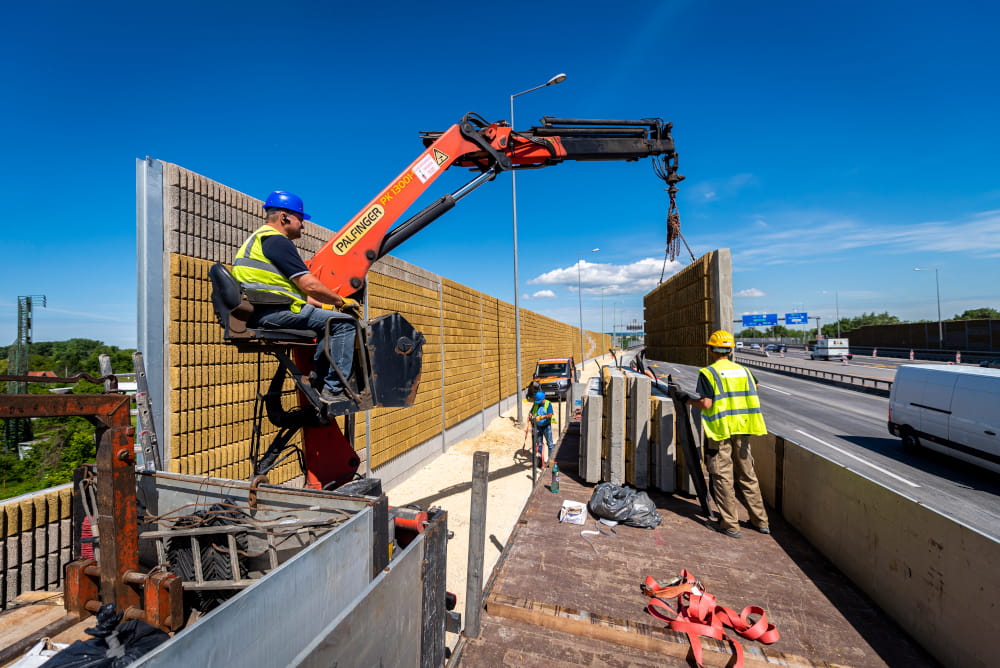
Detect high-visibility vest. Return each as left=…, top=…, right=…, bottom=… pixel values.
left=232, top=225, right=307, bottom=313
left=698, top=359, right=767, bottom=440
left=531, top=400, right=555, bottom=427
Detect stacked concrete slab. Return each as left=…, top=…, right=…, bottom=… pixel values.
left=137, top=158, right=611, bottom=484
left=579, top=368, right=680, bottom=492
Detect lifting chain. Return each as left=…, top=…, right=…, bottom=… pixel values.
left=653, top=150, right=694, bottom=280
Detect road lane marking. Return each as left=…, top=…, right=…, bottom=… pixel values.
left=758, top=384, right=790, bottom=395
left=794, top=429, right=921, bottom=488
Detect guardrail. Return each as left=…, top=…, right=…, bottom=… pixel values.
left=738, top=357, right=893, bottom=396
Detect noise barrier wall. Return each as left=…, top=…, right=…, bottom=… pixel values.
left=136, top=158, right=609, bottom=484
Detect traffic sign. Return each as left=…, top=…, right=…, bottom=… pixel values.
left=785, top=312, right=809, bottom=325
left=741, top=314, right=777, bottom=327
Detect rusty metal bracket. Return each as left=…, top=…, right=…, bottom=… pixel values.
left=0, top=392, right=182, bottom=631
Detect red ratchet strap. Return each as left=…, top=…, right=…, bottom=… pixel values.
left=642, top=570, right=779, bottom=668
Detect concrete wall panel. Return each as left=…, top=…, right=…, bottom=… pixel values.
left=644, top=250, right=732, bottom=367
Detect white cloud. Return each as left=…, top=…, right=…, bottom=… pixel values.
left=735, top=288, right=766, bottom=298
left=528, top=257, right=683, bottom=296
left=732, top=209, right=1000, bottom=265
left=687, top=173, right=756, bottom=202
left=530, top=290, right=556, bottom=299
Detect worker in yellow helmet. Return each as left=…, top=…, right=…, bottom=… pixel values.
left=668, top=330, right=770, bottom=538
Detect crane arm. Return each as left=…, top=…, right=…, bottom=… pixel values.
left=307, top=113, right=678, bottom=297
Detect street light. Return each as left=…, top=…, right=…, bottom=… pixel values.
left=601, top=287, right=606, bottom=352
left=913, top=267, right=943, bottom=348
left=835, top=291, right=841, bottom=338
left=577, top=248, right=600, bottom=371
left=510, top=72, right=567, bottom=424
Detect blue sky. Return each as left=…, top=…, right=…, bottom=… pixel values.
left=3, top=1, right=998, bottom=349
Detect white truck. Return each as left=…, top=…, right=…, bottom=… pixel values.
left=810, top=338, right=853, bottom=361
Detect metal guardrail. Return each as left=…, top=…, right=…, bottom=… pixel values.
left=738, top=357, right=893, bottom=396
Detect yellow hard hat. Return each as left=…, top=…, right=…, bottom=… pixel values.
left=706, top=330, right=735, bottom=348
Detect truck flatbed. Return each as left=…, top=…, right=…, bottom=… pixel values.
left=454, top=428, right=937, bottom=667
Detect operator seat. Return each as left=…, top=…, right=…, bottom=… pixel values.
left=208, top=263, right=319, bottom=347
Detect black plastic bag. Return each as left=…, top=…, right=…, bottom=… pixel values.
left=587, top=482, right=637, bottom=523
left=43, top=604, right=169, bottom=667
left=587, top=482, right=662, bottom=528
left=625, top=490, right=662, bottom=529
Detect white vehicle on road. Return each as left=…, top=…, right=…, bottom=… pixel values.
left=810, top=338, right=853, bottom=361
left=888, top=365, right=1000, bottom=473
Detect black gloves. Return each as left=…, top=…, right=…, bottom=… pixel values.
left=668, top=383, right=693, bottom=404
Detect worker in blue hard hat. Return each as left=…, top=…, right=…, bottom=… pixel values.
left=231, top=191, right=361, bottom=404
left=529, top=390, right=557, bottom=468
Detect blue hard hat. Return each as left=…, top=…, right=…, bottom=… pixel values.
left=263, top=191, right=311, bottom=220
left=534, top=391, right=546, bottom=403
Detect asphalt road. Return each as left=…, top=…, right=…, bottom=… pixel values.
left=639, top=354, right=1000, bottom=541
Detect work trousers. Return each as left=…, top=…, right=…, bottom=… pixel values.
left=704, top=434, right=769, bottom=533
left=534, top=423, right=554, bottom=460
left=256, top=304, right=355, bottom=394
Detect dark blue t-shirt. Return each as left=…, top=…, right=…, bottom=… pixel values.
left=261, top=234, right=309, bottom=280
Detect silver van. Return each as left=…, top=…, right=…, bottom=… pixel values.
left=888, top=365, right=1000, bottom=473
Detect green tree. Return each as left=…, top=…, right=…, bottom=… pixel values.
left=1, top=339, right=134, bottom=500
left=822, top=311, right=901, bottom=337
left=952, top=307, right=1000, bottom=320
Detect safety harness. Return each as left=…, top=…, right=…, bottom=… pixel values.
left=641, top=569, right=779, bottom=668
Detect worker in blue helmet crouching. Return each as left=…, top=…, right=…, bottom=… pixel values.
left=529, top=390, right=558, bottom=468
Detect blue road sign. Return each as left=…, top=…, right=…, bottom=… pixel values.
left=785, top=312, right=809, bottom=325
left=741, top=314, right=778, bottom=327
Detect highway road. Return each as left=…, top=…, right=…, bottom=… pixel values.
left=639, top=354, right=1000, bottom=542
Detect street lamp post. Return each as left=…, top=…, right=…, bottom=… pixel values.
left=613, top=302, right=619, bottom=350
left=913, top=267, right=943, bottom=348
left=835, top=291, right=841, bottom=338
left=510, top=73, right=567, bottom=424
left=577, top=248, right=599, bottom=372
left=601, top=287, right=606, bottom=352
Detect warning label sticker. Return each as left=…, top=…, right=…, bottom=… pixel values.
left=433, top=148, right=448, bottom=165
left=413, top=153, right=440, bottom=184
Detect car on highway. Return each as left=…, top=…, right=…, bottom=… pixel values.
left=980, top=359, right=1000, bottom=369
left=749, top=343, right=761, bottom=350
left=764, top=344, right=778, bottom=352
left=735, top=342, right=744, bottom=349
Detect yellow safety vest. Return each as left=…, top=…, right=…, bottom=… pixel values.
left=232, top=225, right=308, bottom=313
left=531, top=400, right=556, bottom=427
left=698, top=358, right=767, bottom=440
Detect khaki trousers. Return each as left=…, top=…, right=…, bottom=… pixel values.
left=704, top=434, right=769, bottom=532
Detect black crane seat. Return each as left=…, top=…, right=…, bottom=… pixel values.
left=208, top=263, right=319, bottom=347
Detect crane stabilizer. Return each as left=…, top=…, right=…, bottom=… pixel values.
left=309, top=113, right=678, bottom=299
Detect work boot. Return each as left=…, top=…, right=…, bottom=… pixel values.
left=711, top=522, right=741, bottom=539
left=319, top=388, right=345, bottom=404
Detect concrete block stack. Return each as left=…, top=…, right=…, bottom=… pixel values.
left=600, top=369, right=626, bottom=485
left=624, top=375, right=651, bottom=488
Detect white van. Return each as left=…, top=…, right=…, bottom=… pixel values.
left=888, top=365, right=1000, bottom=473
